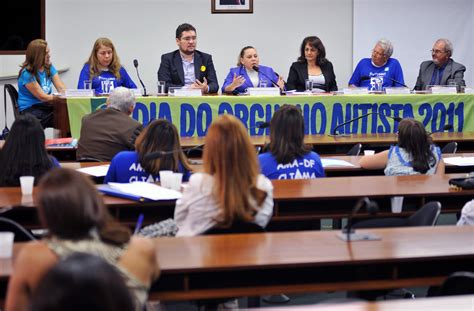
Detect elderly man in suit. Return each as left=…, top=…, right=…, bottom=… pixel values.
left=157, top=23, right=219, bottom=94
left=414, top=39, right=466, bottom=91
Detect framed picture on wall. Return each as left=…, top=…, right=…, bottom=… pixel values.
left=211, top=0, right=253, bottom=14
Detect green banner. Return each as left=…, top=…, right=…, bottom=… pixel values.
left=67, top=94, right=473, bottom=138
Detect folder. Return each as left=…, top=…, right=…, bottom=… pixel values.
left=97, top=184, right=151, bottom=202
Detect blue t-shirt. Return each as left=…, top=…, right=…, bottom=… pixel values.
left=104, top=151, right=191, bottom=183
left=258, top=151, right=325, bottom=180
left=348, top=58, right=405, bottom=90
left=77, top=63, right=137, bottom=95
left=18, top=65, right=58, bottom=111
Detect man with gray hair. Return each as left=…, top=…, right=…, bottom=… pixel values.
left=77, top=87, right=143, bottom=161
left=414, top=38, right=466, bottom=91
left=349, top=39, right=405, bottom=90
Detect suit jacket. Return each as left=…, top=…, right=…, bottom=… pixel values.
left=77, top=108, right=143, bottom=162
left=157, top=50, right=219, bottom=93
left=286, top=60, right=338, bottom=92
left=414, top=58, right=466, bottom=91
left=221, top=65, right=279, bottom=94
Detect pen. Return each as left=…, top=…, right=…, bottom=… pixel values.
left=134, top=213, right=144, bottom=234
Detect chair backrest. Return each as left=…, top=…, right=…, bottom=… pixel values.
left=441, top=142, right=458, bottom=154
left=408, top=201, right=441, bottom=226
left=77, top=157, right=102, bottom=162
left=439, top=271, right=474, bottom=296
left=4, top=84, right=20, bottom=120
left=0, top=217, right=36, bottom=242
left=204, top=220, right=265, bottom=235
left=347, top=143, right=362, bottom=156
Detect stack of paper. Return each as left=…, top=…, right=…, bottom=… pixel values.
left=321, top=159, right=355, bottom=167
left=99, top=182, right=182, bottom=201
left=443, top=157, right=474, bottom=166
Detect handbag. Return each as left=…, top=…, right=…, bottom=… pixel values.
left=1, top=85, right=10, bottom=140
left=449, top=175, right=474, bottom=190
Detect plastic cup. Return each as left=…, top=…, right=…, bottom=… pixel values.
left=259, top=80, right=268, bottom=88
left=83, top=80, right=92, bottom=90
left=159, top=170, right=174, bottom=189
left=19, top=176, right=34, bottom=195
left=0, top=232, right=14, bottom=258
left=157, top=81, right=166, bottom=95
left=170, top=173, right=183, bottom=191
left=364, top=150, right=375, bottom=156
left=391, top=196, right=404, bottom=213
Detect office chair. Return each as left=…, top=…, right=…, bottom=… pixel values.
left=439, top=271, right=474, bottom=296
left=4, top=84, right=20, bottom=120
left=347, top=143, right=362, bottom=156
left=0, top=217, right=36, bottom=242
left=441, top=142, right=458, bottom=154
left=77, top=157, right=102, bottom=162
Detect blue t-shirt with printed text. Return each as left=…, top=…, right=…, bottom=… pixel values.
left=104, top=151, right=191, bottom=183
left=77, top=63, right=137, bottom=95
left=348, top=58, right=405, bottom=90
left=18, top=65, right=58, bottom=111
left=258, top=151, right=325, bottom=180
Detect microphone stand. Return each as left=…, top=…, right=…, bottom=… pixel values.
left=133, top=59, right=149, bottom=96
left=252, top=66, right=285, bottom=94
left=336, top=197, right=380, bottom=242
left=329, top=112, right=402, bottom=137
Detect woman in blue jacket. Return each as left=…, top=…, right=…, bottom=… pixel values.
left=78, top=37, right=136, bottom=95
left=221, top=46, right=285, bottom=94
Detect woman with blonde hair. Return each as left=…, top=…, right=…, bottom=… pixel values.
left=18, top=39, right=66, bottom=128
left=174, top=114, right=274, bottom=236
left=78, top=37, right=136, bottom=94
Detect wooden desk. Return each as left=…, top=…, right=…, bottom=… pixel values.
left=1, top=227, right=472, bottom=303
left=270, top=295, right=474, bottom=311
left=52, top=96, right=70, bottom=138
left=1, top=173, right=473, bottom=229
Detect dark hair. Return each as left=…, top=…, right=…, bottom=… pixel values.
left=236, top=46, right=255, bottom=66
left=176, top=23, right=196, bottom=39
left=269, top=105, right=311, bottom=164
left=397, top=118, right=436, bottom=174
left=135, top=119, right=191, bottom=175
left=37, top=168, right=131, bottom=244
left=30, top=253, right=135, bottom=311
left=0, top=114, right=54, bottom=186
left=298, top=36, right=327, bottom=66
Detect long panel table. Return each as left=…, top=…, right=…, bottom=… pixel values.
left=3, top=226, right=471, bottom=303
left=1, top=173, right=473, bottom=229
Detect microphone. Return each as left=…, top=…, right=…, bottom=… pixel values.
left=330, top=112, right=403, bottom=136
left=252, top=65, right=280, bottom=89
left=388, top=77, right=408, bottom=88
left=429, top=124, right=454, bottom=135
left=336, top=197, right=380, bottom=242
left=144, top=149, right=181, bottom=161
left=133, top=59, right=148, bottom=96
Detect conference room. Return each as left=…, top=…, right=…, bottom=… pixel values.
left=0, top=0, right=473, bottom=310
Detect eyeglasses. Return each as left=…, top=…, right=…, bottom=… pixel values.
left=431, top=49, right=447, bottom=55
left=371, top=49, right=385, bottom=57
left=181, top=36, right=197, bottom=42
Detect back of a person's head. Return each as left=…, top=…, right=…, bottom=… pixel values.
left=203, top=114, right=266, bottom=226
left=30, top=253, right=135, bottom=311
left=269, top=105, right=311, bottom=164
left=397, top=118, right=435, bottom=173
left=107, top=87, right=135, bottom=113
left=37, top=168, right=130, bottom=243
left=0, top=114, right=52, bottom=187
left=136, top=119, right=187, bottom=174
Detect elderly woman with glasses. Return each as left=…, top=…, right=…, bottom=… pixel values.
left=348, top=38, right=405, bottom=91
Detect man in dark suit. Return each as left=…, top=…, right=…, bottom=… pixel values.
left=414, top=38, right=466, bottom=91
left=77, top=87, right=142, bottom=161
left=158, top=23, right=219, bottom=94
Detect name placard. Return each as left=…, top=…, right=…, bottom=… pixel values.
left=130, top=88, right=144, bottom=96
left=65, top=89, right=94, bottom=97
left=174, top=88, right=202, bottom=97
left=431, top=86, right=457, bottom=94
left=385, top=87, right=411, bottom=94
left=342, top=88, right=369, bottom=95
left=248, top=87, right=280, bottom=96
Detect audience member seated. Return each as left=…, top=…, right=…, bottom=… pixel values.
left=348, top=39, right=404, bottom=91
left=359, top=118, right=444, bottom=175
left=286, top=36, right=337, bottom=92
left=414, top=38, right=466, bottom=91
left=105, top=119, right=192, bottom=183
left=77, top=87, right=143, bottom=161
left=77, top=37, right=137, bottom=94
left=30, top=253, right=135, bottom=311
left=221, top=46, right=285, bottom=94
left=17, top=39, right=66, bottom=128
left=0, top=114, right=59, bottom=187
left=175, top=114, right=273, bottom=236
left=157, top=23, right=219, bottom=94
left=5, top=168, right=160, bottom=311
left=259, top=105, right=324, bottom=179
left=457, top=199, right=474, bottom=226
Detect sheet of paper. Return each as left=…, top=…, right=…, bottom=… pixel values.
left=108, top=182, right=182, bottom=200
left=443, top=157, right=474, bottom=166
left=321, top=159, right=356, bottom=167
left=76, top=164, right=110, bottom=177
